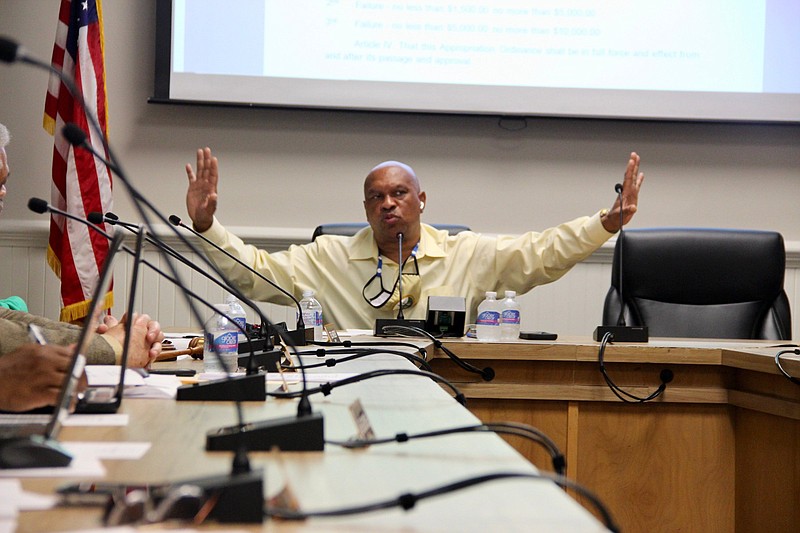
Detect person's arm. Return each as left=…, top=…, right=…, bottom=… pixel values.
left=0, top=343, right=78, bottom=412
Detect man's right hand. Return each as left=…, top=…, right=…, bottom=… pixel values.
left=0, top=344, right=79, bottom=412
left=185, top=147, right=219, bottom=233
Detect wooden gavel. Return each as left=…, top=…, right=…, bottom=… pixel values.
left=155, top=337, right=204, bottom=362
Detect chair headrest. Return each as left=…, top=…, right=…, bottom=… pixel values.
left=613, top=228, right=785, bottom=305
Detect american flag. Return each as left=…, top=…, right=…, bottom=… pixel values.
left=43, top=0, right=113, bottom=323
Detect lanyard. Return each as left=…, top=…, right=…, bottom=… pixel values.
left=376, top=242, right=419, bottom=283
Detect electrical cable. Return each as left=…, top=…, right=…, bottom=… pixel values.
left=326, top=421, right=566, bottom=475
left=381, top=324, right=495, bottom=381
left=288, top=347, right=433, bottom=372
left=267, top=368, right=467, bottom=406
left=774, top=348, right=800, bottom=384
left=598, top=331, right=673, bottom=403
left=265, top=470, right=619, bottom=533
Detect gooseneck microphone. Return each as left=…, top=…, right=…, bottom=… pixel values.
left=373, top=232, right=426, bottom=336
left=63, top=122, right=322, bottom=449
left=593, top=183, right=649, bottom=343
left=396, top=232, right=405, bottom=320
left=13, top=37, right=265, bottom=522
left=87, top=211, right=280, bottom=375
left=30, top=198, right=269, bottom=387
left=167, top=214, right=307, bottom=342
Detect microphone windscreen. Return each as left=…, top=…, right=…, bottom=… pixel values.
left=87, top=212, right=105, bottom=224
left=28, top=197, right=49, bottom=214
left=168, top=214, right=182, bottom=226
left=614, top=183, right=623, bottom=194
left=104, top=212, right=120, bottom=221
left=0, top=37, right=19, bottom=63
left=62, top=123, right=88, bottom=146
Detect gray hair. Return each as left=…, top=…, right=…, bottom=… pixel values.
left=0, top=123, right=9, bottom=148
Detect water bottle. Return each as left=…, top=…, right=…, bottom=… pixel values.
left=476, top=291, right=501, bottom=342
left=500, top=290, right=521, bottom=341
left=203, top=304, right=239, bottom=373
left=299, top=290, right=324, bottom=341
left=225, top=294, right=247, bottom=342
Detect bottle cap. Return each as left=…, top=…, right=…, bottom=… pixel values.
left=505, top=290, right=516, bottom=298
left=486, top=291, right=496, bottom=298
left=302, top=289, right=315, bottom=298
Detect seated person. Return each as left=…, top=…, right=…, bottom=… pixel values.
left=0, top=122, right=164, bottom=367
left=184, top=148, right=644, bottom=329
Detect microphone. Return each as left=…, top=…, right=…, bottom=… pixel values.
left=396, top=232, right=405, bottom=320
left=31, top=197, right=269, bottom=394
left=168, top=214, right=310, bottom=345
left=88, top=211, right=137, bottom=230
left=13, top=38, right=264, bottom=522
left=374, top=232, right=426, bottom=336
left=30, top=198, right=325, bottom=456
left=89, top=211, right=281, bottom=372
left=593, top=183, right=649, bottom=343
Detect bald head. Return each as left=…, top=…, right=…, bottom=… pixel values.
left=364, top=161, right=420, bottom=194
left=363, top=160, right=426, bottom=259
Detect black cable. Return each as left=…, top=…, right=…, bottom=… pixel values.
left=598, top=331, right=673, bottom=403
left=265, top=470, right=619, bottom=533
left=326, top=421, right=566, bottom=476
left=310, top=339, right=428, bottom=361
left=289, top=347, right=433, bottom=372
left=774, top=349, right=800, bottom=384
left=267, top=368, right=467, bottom=406
left=381, top=324, right=495, bottom=381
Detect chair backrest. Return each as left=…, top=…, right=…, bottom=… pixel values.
left=602, top=228, right=792, bottom=340
left=311, top=223, right=471, bottom=241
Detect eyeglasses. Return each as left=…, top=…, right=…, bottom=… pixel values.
left=362, top=252, right=419, bottom=309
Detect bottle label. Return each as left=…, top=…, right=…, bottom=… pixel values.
left=476, top=310, right=500, bottom=326
left=502, top=309, right=520, bottom=325
left=232, top=316, right=247, bottom=331
left=314, top=310, right=323, bottom=327
left=211, top=331, right=238, bottom=353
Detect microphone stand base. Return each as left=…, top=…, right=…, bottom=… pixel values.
left=593, top=325, right=649, bottom=343
left=206, top=412, right=324, bottom=452
left=238, top=349, right=282, bottom=372
left=153, top=470, right=264, bottom=524
left=374, top=318, right=426, bottom=336
left=176, top=373, right=266, bottom=401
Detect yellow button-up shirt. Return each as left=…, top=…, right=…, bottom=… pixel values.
left=200, top=212, right=614, bottom=330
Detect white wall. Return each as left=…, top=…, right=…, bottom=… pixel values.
left=1, top=1, right=799, bottom=335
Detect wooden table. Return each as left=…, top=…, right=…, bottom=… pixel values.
left=15, top=350, right=610, bottom=532
left=430, top=337, right=800, bottom=533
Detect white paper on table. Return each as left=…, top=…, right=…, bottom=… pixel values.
left=62, top=442, right=150, bottom=460
left=62, top=414, right=129, bottom=427
left=122, top=374, right=181, bottom=399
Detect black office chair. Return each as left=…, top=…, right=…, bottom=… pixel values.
left=602, top=228, right=792, bottom=340
left=311, top=223, right=471, bottom=241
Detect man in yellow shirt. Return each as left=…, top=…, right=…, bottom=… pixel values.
left=185, top=149, right=643, bottom=330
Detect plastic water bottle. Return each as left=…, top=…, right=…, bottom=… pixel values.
left=225, top=294, right=247, bottom=342
left=299, top=290, right=324, bottom=341
left=500, top=290, right=521, bottom=341
left=476, top=291, right=501, bottom=342
left=203, top=304, right=239, bottom=373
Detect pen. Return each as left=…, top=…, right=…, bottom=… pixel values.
left=28, top=323, right=48, bottom=345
